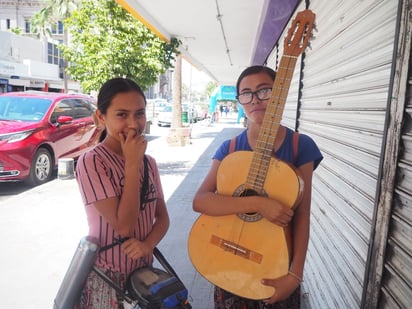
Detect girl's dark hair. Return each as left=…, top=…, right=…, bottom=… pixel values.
left=235, top=65, right=276, bottom=95
left=97, top=77, right=146, bottom=141
left=97, top=77, right=146, bottom=114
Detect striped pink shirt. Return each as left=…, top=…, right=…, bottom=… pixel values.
left=76, top=143, right=164, bottom=276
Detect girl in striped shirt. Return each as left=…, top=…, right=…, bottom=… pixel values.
left=75, top=78, right=169, bottom=309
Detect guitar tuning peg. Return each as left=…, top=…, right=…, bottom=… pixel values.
left=312, top=23, right=319, bottom=32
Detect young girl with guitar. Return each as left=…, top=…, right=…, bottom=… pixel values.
left=191, top=65, right=323, bottom=308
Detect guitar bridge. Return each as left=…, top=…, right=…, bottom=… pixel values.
left=210, top=235, right=263, bottom=264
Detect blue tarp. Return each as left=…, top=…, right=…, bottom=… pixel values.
left=208, top=85, right=236, bottom=113
left=209, top=85, right=245, bottom=124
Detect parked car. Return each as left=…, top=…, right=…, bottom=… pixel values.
left=146, top=98, right=169, bottom=121
left=157, top=104, right=173, bottom=127
left=157, top=103, right=204, bottom=127
left=193, top=104, right=207, bottom=121
left=0, top=91, right=101, bottom=186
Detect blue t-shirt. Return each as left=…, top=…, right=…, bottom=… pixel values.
left=213, top=128, right=323, bottom=170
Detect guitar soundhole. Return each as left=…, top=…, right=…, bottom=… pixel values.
left=234, top=187, right=265, bottom=222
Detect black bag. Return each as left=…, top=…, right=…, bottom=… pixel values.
left=93, top=246, right=191, bottom=309
left=126, top=251, right=190, bottom=308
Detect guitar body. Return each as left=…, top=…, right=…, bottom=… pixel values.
left=188, top=151, right=303, bottom=300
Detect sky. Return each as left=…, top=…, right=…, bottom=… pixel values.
left=181, top=58, right=213, bottom=92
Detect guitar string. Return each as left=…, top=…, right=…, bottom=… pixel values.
left=234, top=55, right=297, bottom=254
left=247, top=55, right=297, bottom=191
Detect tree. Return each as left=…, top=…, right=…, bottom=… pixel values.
left=60, top=0, right=180, bottom=93
left=47, top=0, right=80, bottom=92
left=31, top=0, right=81, bottom=91
left=30, top=6, right=54, bottom=41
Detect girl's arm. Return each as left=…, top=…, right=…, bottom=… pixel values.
left=92, top=164, right=141, bottom=236
left=142, top=198, right=170, bottom=250
left=122, top=198, right=170, bottom=259
left=262, top=161, right=314, bottom=304
left=193, top=159, right=294, bottom=227
left=289, top=162, right=314, bottom=281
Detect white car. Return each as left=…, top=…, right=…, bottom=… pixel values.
left=157, top=105, right=172, bottom=127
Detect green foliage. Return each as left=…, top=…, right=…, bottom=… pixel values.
left=10, top=27, right=22, bottom=35
left=30, top=7, right=54, bottom=39
left=60, top=0, right=180, bottom=93
left=206, top=81, right=218, bottom=96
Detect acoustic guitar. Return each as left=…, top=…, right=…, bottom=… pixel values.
left=188, top=9, right=315, bottom=300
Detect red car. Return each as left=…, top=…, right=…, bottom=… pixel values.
left=0, top=91, right=101, bottom=186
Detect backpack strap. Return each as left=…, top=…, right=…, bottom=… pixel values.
left=140, top=155, right=149, bottom=210
left=228, top=136, right=236, bottom=153
left=293, top=131, right=299, bottom=164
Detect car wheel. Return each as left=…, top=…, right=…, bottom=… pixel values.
left=25, top=148, right=53, bottom=186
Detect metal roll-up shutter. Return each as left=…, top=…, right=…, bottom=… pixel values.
left=381, top=78, right=412, bottom=306
left=376, top=7, right=412, bottom=307
left=284, top=0, right=398, bottom=307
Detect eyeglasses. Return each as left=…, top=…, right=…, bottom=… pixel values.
left=236, top=88, right=272, bottom=105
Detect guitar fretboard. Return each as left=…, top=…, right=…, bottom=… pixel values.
left=246, top=55, right=298, bottom=192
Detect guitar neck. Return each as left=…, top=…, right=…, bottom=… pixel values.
left=246, top=55, right=298, bottom=191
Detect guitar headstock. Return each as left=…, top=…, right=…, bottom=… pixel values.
left=284, top=9, right=316, bottom=57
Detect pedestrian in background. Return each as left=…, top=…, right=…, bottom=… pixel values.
left=75, top=77, right=170, bottom=308
left=192, top=65, right=323, bottom=308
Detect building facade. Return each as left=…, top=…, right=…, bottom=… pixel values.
left=0, top=0, right=78, bottom=93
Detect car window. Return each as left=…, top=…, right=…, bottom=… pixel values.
left=0, top=96, right=51, bottom=121
left=50, top=100, right=74, bottom=123
left=72, top=99, right=94, bottom=119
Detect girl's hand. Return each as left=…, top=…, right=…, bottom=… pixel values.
left=261, top=273, right=301, bottom=304
left=257, top=197, right=294, bottom=227
left=119, top=128, right=147, bottom=162
left=122, top=238, right=152, bottom=260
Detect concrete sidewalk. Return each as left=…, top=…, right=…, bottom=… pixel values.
left=0, top=113, right=244, bottom=309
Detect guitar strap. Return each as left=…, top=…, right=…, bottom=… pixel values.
left=228, top=131, right=300, bottom=163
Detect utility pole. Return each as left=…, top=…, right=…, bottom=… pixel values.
left=171, top=54, right=182, bottom=129
left=167, top=54, right=190, bottom=146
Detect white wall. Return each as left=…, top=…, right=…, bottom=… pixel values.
left=24, top=59, right=59, bottom=79
left=0, top=30, right=43, bottom=62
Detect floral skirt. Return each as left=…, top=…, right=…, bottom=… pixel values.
left=74, top=267, right=137, bottom=309
left=214, top=286, right=301, bottom=309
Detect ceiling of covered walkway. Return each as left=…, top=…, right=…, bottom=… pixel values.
left=116, top=0, right=300, bottom=86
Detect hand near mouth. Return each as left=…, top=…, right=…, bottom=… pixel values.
left=119, top=128, right=147, bottom=162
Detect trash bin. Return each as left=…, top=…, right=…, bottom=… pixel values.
left=58, top=158, right=75, bottom=180
left=182, top=111, right=188, bottom=123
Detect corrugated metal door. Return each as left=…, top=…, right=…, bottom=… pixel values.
left=265, top=0, right=399, bottom=307
left=378, top=60, right=412, bottom=309
left=366, top=0, right=412, bottom=306
left=265, top=1, right=411, bottom=307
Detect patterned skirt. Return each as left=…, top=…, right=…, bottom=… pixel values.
left=74, top=267, right=137, bottom=309
left=214, top=286, right=301, bottom=309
